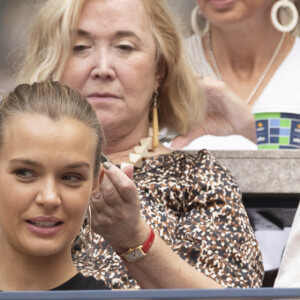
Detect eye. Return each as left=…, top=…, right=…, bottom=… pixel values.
left=14, top=169, right=36, bottom=180
left=61, top=173, right=84, bottom=184
left=117, top=44, right=134, bottom=52
left=73, top=44, right=90, bottom=53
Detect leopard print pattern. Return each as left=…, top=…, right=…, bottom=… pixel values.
left=73, top=150, right=264, bottom=289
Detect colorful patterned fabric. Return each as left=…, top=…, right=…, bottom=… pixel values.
left=73, top=150, right=263, bottom=289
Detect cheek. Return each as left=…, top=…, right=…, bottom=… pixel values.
left=120, top=59, right=157, bottom=95
left=60, top=59, right=89, bottom=89
left=64, top=188, right=91, bottom=225
left=0, top=194, right=21, bottom=235
left=0, top=182, right=30, bottom=219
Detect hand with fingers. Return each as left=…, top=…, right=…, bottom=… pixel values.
left=90, top=161, right=223, bottom=289
left=91, top=162, right=150, bottom=254
left=171, top=77, right=256, bottom=149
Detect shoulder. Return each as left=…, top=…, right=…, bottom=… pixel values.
left=181, top=150, right=240, bottom=191
left=52, top=273, right=109, bottom=290
left=174, top=149, right=227, bottom=169
left=148, top=150, right=234, bottom=178
left=183, top=34, right=215, bottom=76
left=146, top=149, right=225, bottom=168
left=146, top=149, right=207, bottom=167
left=138, top=150, right=238, bottom=186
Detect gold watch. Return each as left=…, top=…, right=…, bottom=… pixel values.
left=118, top=227, right=155, bottom=263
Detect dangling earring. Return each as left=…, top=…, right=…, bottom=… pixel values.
left=271, top=0, right=299, bottom=32
left=152, top=91, right=159, bottom=149
left=80, top=206, right=94, bottom=257
left=190, top=5, right=210, bottom=37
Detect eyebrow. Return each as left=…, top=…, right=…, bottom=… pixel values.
left=115, top=30, right=141, bottom=41
left=77, top=29, right=141, bottom=42
left=77, top=29, right=91, bottom=37
left=10, top=159, right=42, bottom=167
left=9, top=158, right=91, bottom=169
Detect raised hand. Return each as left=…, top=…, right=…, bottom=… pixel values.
left=91, top=163, right=149, bottom=253
left=171, top=77, right=256, bottom=149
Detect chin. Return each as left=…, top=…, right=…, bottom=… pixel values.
left=21, top=240, right=70, bottom=258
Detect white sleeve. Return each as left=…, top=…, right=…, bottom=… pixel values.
left=274, top=202, right=300, bottom=287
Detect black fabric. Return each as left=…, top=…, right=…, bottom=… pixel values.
left=263, top=269, right=279, bottom=287
left=51, top=273, right=109, bottom=290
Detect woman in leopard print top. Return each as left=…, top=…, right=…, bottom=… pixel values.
left=74, top=150, right=263, bottom=289
left=19, top=0, right=263, bottom=290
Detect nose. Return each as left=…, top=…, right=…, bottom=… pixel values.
left=35, top=177, right=61, bottom=208
left=91, top=48, right=116, bottom=80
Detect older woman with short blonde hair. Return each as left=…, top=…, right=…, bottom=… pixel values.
left=18, top=0, right=263, bottom=289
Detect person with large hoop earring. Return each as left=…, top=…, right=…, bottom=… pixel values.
left=171, top=0, right=300, bottom=289
left=171, top=0, right=300, bottom=152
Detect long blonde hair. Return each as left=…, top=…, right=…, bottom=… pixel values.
left=18, top=0, right=206, bottom=134
left=18, top=0, right=85, bottom=83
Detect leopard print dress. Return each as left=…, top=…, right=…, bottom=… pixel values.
left=73, top=150, right=264, bottom=289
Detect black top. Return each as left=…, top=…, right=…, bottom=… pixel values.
left=51, top=273, right=109, bottom=290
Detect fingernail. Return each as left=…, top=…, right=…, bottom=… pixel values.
left=103, top=162, right=111, bottom=169
left=101, top=153, right=111, bottom=163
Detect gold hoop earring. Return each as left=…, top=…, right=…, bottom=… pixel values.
left=190, top=6, right=210, bottom=37
left=152, top=91, right=159, bottom=149
left=271, top=0, right=299, bottom=32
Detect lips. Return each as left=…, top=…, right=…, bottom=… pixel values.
left=87, top=92, right=120, bottom=103
left=26, top=220, right=63, bottom=228
left=209, top=0, right=235, bottom=8
left=25, top=216, right=64, bottom=236
left=209, top=0, right=234, bottom=2
left=88, top=92, right=119, bottom=98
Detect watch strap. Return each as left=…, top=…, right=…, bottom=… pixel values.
left=141, top=227, right=155, bottom=253
left=117, top=227, right=155, bottom=262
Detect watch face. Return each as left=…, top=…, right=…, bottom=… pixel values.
left=122, top=247, right=146, bottom=263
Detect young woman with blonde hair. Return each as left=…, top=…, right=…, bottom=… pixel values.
left=0, top=80, right=108, bottom=290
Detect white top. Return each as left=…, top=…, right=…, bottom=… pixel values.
left=181, top=35, right=300, bottom=150
left=274, top=203, right=300, bottom=287
left=252, top=37, right=300, bottom=115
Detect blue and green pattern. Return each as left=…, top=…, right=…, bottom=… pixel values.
left=255, top=112, right=300, bottom=149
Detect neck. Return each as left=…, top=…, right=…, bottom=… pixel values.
left=103, top=127, right=149, bottom=164
left=0, top=242, right=77, bottom=291
left=204, top=16, right=294, bottom=103
left=103, top=118, right=172, bottom=164
left=103, top=116, right=150, bottom=154
left=210, top=23, right=283, bottom=72
left=107, top=142, right=171, bottom=165
left=209, top=6, right=277, bottom=53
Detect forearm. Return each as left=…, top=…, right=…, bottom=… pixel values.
left=124, top=233, right=223, bottom=289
